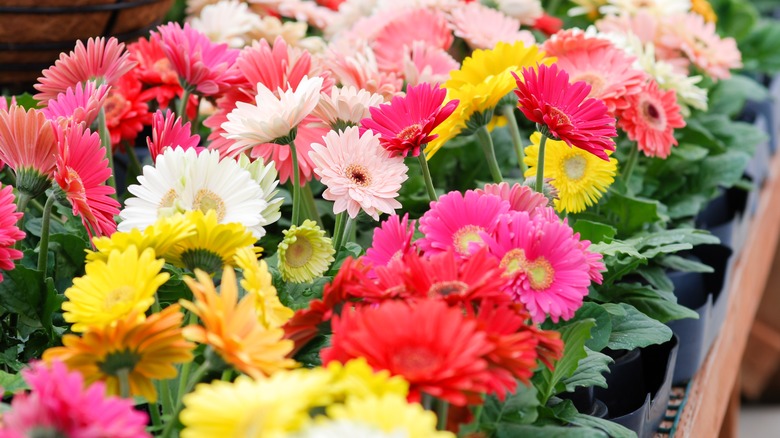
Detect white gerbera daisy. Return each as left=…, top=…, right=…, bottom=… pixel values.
left=119, top=148, right=269, bottom=238
left=188, top=0, right=262, bottom=48
left=238, top=154, right=284, bottom=234
left=293, top=420, right=406, bottom=438
left=221, top=75, right=323, bottom=155
left=310, top=86, right=384, bottom=130
left=600, top=0, right=690, bottom=17
left=496, top=0, right=543, bottom=25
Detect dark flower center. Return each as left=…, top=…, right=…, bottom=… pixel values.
left=345, top=164, right=372, bottom=187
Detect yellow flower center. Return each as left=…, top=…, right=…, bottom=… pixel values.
left=158, top=188, right=183, bottom=217
left=104, top=285, right=135, bottom=311
left=500, top=249, right=555, bottom=290
left=345, top=164, right=372, bottom=187
left=572, top=72, right=606, bottom=98
left=500, top=248, right=528, bottom=276
left=193, top=189, right=226, bottom=222
left=286, top=237, right=313, bottom=268
left=452, top=225, right=484, bottom=255
left=562, top=154, right=587, bottom=181
left=103, top=92, right=128, bottom=121
left=397, top=124, right=421, bottom=141
left=547, top=106, right=572, bottom=128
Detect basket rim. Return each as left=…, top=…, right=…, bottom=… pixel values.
left=0, top=0, right=163, bottom=14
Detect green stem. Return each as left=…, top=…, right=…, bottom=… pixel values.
left=622, top=146, right=640, bottom=191
left=125, top=143, right=143, bottom=188
left=289, top=140, right=302, bottom=226
left=36, top=195, right=56, bottom=273
left=332, top=211, right=347, bottom=251
left=421, top=393, right=434, bottom=411
left=14, top=192, right=29, bottom=249
left=535, top=133, right=549, bottom=194
left=160, top=378, right=174, bottom=417
left=176, top=312, right=198, bottom=403
left=502, top=105, right=527, bottom=175
left=436, top=399, right=449, bottom=431
left=28, top=199, right=64, bottom=224
left=117, top=368, right=131, bottom=399
left=341, top=216, right=355, bottom=248
left=417, top=151, right=438, bottom=202
left=161, top=360, right=210, bottom=438
left=177, top=87, right=192, bottom=125
left=300, top=183, right=323, bottom=228
left=149, top=401, right=163, bottom=432
left=97, top=107, right=117, bottom=199
left=221, top=369, right=233, bottom=381
left=476, top=126, right=503, bottom=183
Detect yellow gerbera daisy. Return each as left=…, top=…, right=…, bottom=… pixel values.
left=426, top=41, right=553, bottom=158
left=87, top=214, right=196, bottom=263
left=524, top=131, right=617, bottom=214
left=325, top=358, right=409, bottom=402
left=278, top=219, right=335, bottom=283
left=180, top=267, right=297, bottom=379
left=43, top=304, right=194, bottom=402
left=234, top=246, right=293, bottom=330
left=62, top=246, right=169, bottom=332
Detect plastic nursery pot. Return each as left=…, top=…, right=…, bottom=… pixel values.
left=695, top=185, right=749, bottom=249
left=694, top=244, right=734, bottom=353
left=559, top=385, right=596, bottom=414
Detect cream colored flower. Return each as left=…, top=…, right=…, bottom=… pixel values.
left=188, top=0, right=263, bottom=48
left=310, top=86, right=384, bottom=130
left=496, top=0, right=543, bottom=25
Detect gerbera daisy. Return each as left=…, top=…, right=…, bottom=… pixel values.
left=180, top=267, right=297, bottom=378
left=104, top=72, right=152, bottom=148
left=481, top=210, right=594, bottom=323
left=147, top=109, right=201, bottom=162
left=311, top=86, right=384, bottom=131
left=309, top=127, right=408, bottom=220
left=324, top=358, right=410, bottom=402
left=447, top=2, right=536, bottom=50
left=364, top=214, right=416, bottom=274
left=41, top=81, right=109, bottom=128
left=402, top=41, right=460, bottom=87
left=278, top=219, right=336, bottom=283
left=87, top=214, right=196, bottom=263
left=33, top=37, right=135, bottom=104
left=321, top=44, right=403, bottom=101
left=189, top=0, right=262, bottom=48
left=476, top=182, right=549, bottom=213
left=234, top=246, right=293, bottom=330
left=119, top=147, right=268, bottom=238
left=237, top=154, right=285, bottom=233
left=0, top=361, right=149, bottom=438
left=496, top=0, right=543, bottom=25
left=370, top=8, right=453, bottom=74
left=43, top=304, right=195, bottom=402
left=618, top=79, right=686, bottom=158
left=61, top=247, right=169, bottom=332
left=663, top=12, right=741, bottom=80
left=417, top=190, right=510, bottom=257
left=127, top=34, right=186, bottom=110
left=54, top=122, right=120, bottom=239
left=0, top=184, right=25, bottom=280
left=524, top=131, right=617, bottom=213
left=322, top=299, right=493, bottom=406
left=541, top=28, right=615, bottom=58
left=0, top=106, right=57, bottom=198
left=155, top=22, right=241, bottom=96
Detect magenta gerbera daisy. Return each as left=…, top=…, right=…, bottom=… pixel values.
left=364, top=213, right=416, bottom=275
left=417, top=190, right=510, bottom=258
left=41, top=81, right=110, bottom=128
left=147, top=109, right=201, bottom=163
left=618, top=79, right=686, bottom=159
left=512, top=63, right=617, bottom=161
left=0, top=183, right=25, bottom=279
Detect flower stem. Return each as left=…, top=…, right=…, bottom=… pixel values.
left=117, top=368, right=131, bottom=399
left=417, top=151, right=438, bottom=202
left=341, top=216, right=355, bottom=248
left=622, top=145, right=640, bottom=191
left=502, top=105, right=527, bottom=175
left=289, top=140, right=302, bottom=226
left=176, top=312, right=198, bottom=402
left=332, top=211, right=347, bottom=251
left=300, top=183, right=323, bottom=228
left=97, top=107, right=117, bottom=200
left=36, top=195, right=56, bottom=273
left=125, top=143, right=143, bottom=187
left=161, top=360, right=210, bottom=438
left=476, top=126, right=503, bottom=183
left=221, top=369, right=233, bottom=381
left=177, top=87, right=192, bottom=125
left=436, top=399, right=449, bottom=431
left=160, top=378, right=174, bottom=416
left=14, top=192, right=29, bottom=249
left=535, top=133, right=549, bottom=194
left=149, top=401, right=163, bottom=432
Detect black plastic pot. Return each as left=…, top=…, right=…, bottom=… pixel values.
left=560, top=385, right=596, bottom=414
left=695, top=185, right=747, bottom=249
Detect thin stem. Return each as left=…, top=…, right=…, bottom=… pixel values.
left=417, top=151, right=438, bottom=202
left=160, top=378, right=174, bottom=416
left=97, top=107, right=117, bottom=199
left=300, top=183, right=323, bottom=228
left=502, top=105, right=527, bottom=175
left=28, top=199, right=64, bottom=224
left=221, top=369, right=233, bottom=381
left=535, top=133, right=549, bottom=194
left=149, top=401, right=163, bottom=432
left=176, top=312, right=198, bottom=403
left=436, top=399, right=449, bottom=431
left=341, top=216, right=355, bottom=248
left=476, top=126, right=503, bottom=183
left=177, top=88, right=192, bottom=125
left=125, top=143, right=143, bottom=188
left=332, top=211, right=347, bottom=251
left=622, top=146, right=640, bottom=191
left=161, top=360, right=210, bottom=438
left=14, top=192, right=29, bottom=249
left=36, top=195, right=56, bottom=273
left=289, top=140, right=302, bottom=226
left=117, top=368, right=131, bottom=399
left=421, top=393, right=434, bottom=411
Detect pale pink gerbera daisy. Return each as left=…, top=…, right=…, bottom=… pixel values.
left=448, top=2, right=536, bottom=50
left=0, top=183, right=25, bottom=280
left=403, top=41, right=460, bottom=87
left=618, top=79, right=685, bottom=158
left=147, top=110, right=201, bottom=162
left=417, top=190, right=510, bottom=258
left=310, top=85, right=385, bottom=130
left=364, top=213, right=417, bottom=274
left=481, top=210, right=594, bottom=323
left=360, top=82, right=459, bottom=158
left=155, top=22, right=241, bottom=96
left=0, top=361, right=149, bottom=438
left=0, top=106, right=58, bottom=197
left=41, top=81, right=110, bottom=128
left=371, top=8, right=454, bottom=74
left=513, top=63, right=617, bottom=161
left=662, top=12, right=742, bottom=80
left=309, top=126, right=408, bottom=220
left=54, top=123, right=120, bottom=239
left=33, top=37, right=135, bottom=104
left=476, top=182, right=549, bottom=214
left=322, top=43, right=404, bottom=101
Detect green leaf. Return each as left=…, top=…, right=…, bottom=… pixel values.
left=603, top=283, right=699, bottom=323
left=572, top=220, right=617, bottom=244
left=708, top=75, right=769, bottom=117
left=481, top=385, right=541, bottom=427
left=7, top=93, right=38, bottom=110
left=547, top=399, right=636, bottom=438
left=607, top=303, right=673, bottom=350
left=713, top=0, right=759, bottom=41
left=48, top=233, right=88, bottom=292
left=637, top=266, right=674, bottom=293
left=602, top=192, right=663, bottom=236
left=659, top=255, right=715, bottom=273
left=562, top=348, right=612, bottom=392
left=0, top=266, right=45, bottom=321
left=695, top=151, right=751, bottom=190
left=590, top=239, right=643, bottom=258
left=40, top=278, right=64, bottom=340
left=327, top=242, right=363, bottom=276
left=535, top=319, right=596, bottom=404
left=0, top=370, right=27, bottom=395
left=278, top=276, right=331, bottom=311
left=496, top=423, right=607, bottom=438
left=568, top=303, right=612, bottom=351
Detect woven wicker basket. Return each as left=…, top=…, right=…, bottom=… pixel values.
left=0, top=0, right=174, bottom=92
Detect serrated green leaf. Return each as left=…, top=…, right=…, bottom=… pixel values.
left=0, top=266, right=45, bottom=321
left=602, top=192, right=663, bottom=236
left=603, top=283, right=699, bottom=323
left=572, top=220, right=617, bottom=244
left=709, top=75, right=768, bottom=117
left=590, top=240, right=643, bottom=258
left=608, top=303, right=673, bottom=350
left=637, top=266, right=674, bottom=293
left=659, top=255, right=715, bottom=273
left=568, top=303, right=612, bottom=351
left=278, top=277, right=330, bottom=311
left=562, top=348, right=612, bottom=392
left=496, top=423, right=607, bottom=438
left=568, top=413, right=637, bottom=438
left=535, top=319, right=596, bottom=404
left=0, top=370, right=27, bottom=395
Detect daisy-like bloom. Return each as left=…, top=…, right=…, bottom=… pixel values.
left=237, top=154, right=285, bottom=231
left=0, top=184, right=25, bottom=281
left=87, top=214, right=196, bottom=263
left=33, top=37, right=135, bottom=104
left=322, top=44, right=403, bottom=101
left=189, top=0, right=262, bottom=48
left=600, top=0, right=690, bottom=16
left=481, top=210, right=596, bottom=323
left=402, top=41, right=460, bottom=87
left=417, top=190, right=510, bottom=257
left=181, top=267, right=297, bottom=378
left=61, top=247, right=169, bottom=332
left=524, top=131, right=617, bottom=213
left=476, top=182, right=549, bottom=213
left=496, top=0, right=543, bottom=25
left=0, top=361, right=149, bottom=438
left=311, top=86, right=384, bottom=131
left=119, top=147, right=268, bottom=238
left=104, top=72, right=152, bottom=147
left=147, top=109, right=201, bottom=162
left=513, top=63, right=618, bottom=161
left=43, top=305, right=195, bottom=402
left=618, top=79, right=686, bottom=158
left=294, top=420, right=406, bottom=438
left=662, top=12, right=741, bottom=80
left=0, top=106, right=57, bottom=197
left=310, top=127, right=408, bottom=220
left=633, top=42, right=708, bottom=116
left=360, top=83, right=458, bottom=158
left=370, top=8, right=453, bottom=73
left=542, top=28, right=615, bottom=58
left=127, top=34, right=185, bottom=109
left=448, top=2, right=536, bottom=50
left=322, top=298, right=493, bottom=406
left=251, top=15, right=309, bottom=47
left=222, top=75, right=324, bottom=154
left=41, top=81, right=109, bottom=128
left=364, top=214, right=416, bottom=274
left=324, top=358, right=410, bottom=402
left=54, top=122, right=120, bottom=239
left=278, top=219, right=336, bottom=283
left=155, top=22, right=241, bottom=96
left=234, top=246, right=293, bottom=330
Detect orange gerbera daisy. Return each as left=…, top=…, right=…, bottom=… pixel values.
left=43, top=304, right=194, bottom=402
left=180, top=267, right=297, bottom=379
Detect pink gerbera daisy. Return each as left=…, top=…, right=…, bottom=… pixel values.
left=448, top=2, right=536, bottom=50
left=309, top=126, right=408, bottom=220
left=34, top=37, right=135, bottom=104
left=0, top=106, right=58, bottom=197
left=476, top=182, right=549, bottom=213
left=618, top=79, right=686, bottom=158
left=147, top=110, right=201, bottom=163
left=0, top=183, right=25, bottom=279
left=513, top=63, right=618, bottom=161
left=360, top=82, right=459, bottom=158
left=54, top=123, right=120, bottom=239
left=364, top=213, right=416, bottom=274
left=322, top=44, right=404, bottom=101
left=481, top=210, right=593, bottom=323
left=542, top=28, right=614, bottom=58
left=371, top=8, right=454, bottom=74
left=662, top=12, right=742, bottom=80
left=155, top=22, right=241, bottom=96
left=0, top=361, right=149, bottom=438
left=402, top=41, right=460, bottom=87
left=310, top=85, right=385, bottom=130
left=417, top=190, right=510, bottom=257
left=41, top=81, right=109, bottom=128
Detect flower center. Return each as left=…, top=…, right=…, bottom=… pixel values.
left=98, top=349, right=140, bottom=377
left=286, top=237, right=313, bottom=268
left=158, top=188, right=184, bottom=217
left=500, top=249, right=555, bottom=290
left=345, top=163, right=372, bottom=187
left=500, top=248, right=529, bottom=276
left=428, top=280, right=469, bottom=297
left=547, top=106, right=572, bottom=129
left=103, top=92, right=128, bottom=122
left=103, top=285, right=134, bottom=311
left=562, top=154, right=588, bottom=181
left=394, top=346, right=437, bottom=375
left=192, top=189, right=227, bottom=222
left=452, top=224, right=485, bottom=255
left=572, top=72, right=606, bottom=98
left=397, top=124, right=421, bottom=141
left=641, top=99, right=667, bottom=130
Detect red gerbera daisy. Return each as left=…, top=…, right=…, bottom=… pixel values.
left=321, top=298, right=493, bottom=406
left=618, top=79, right=686, bottom=159
left=104, top=72, right=152, bottom=148
left=360, top=83, right=458, bottom=158
left=513, top=63, right=617, bottom=161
